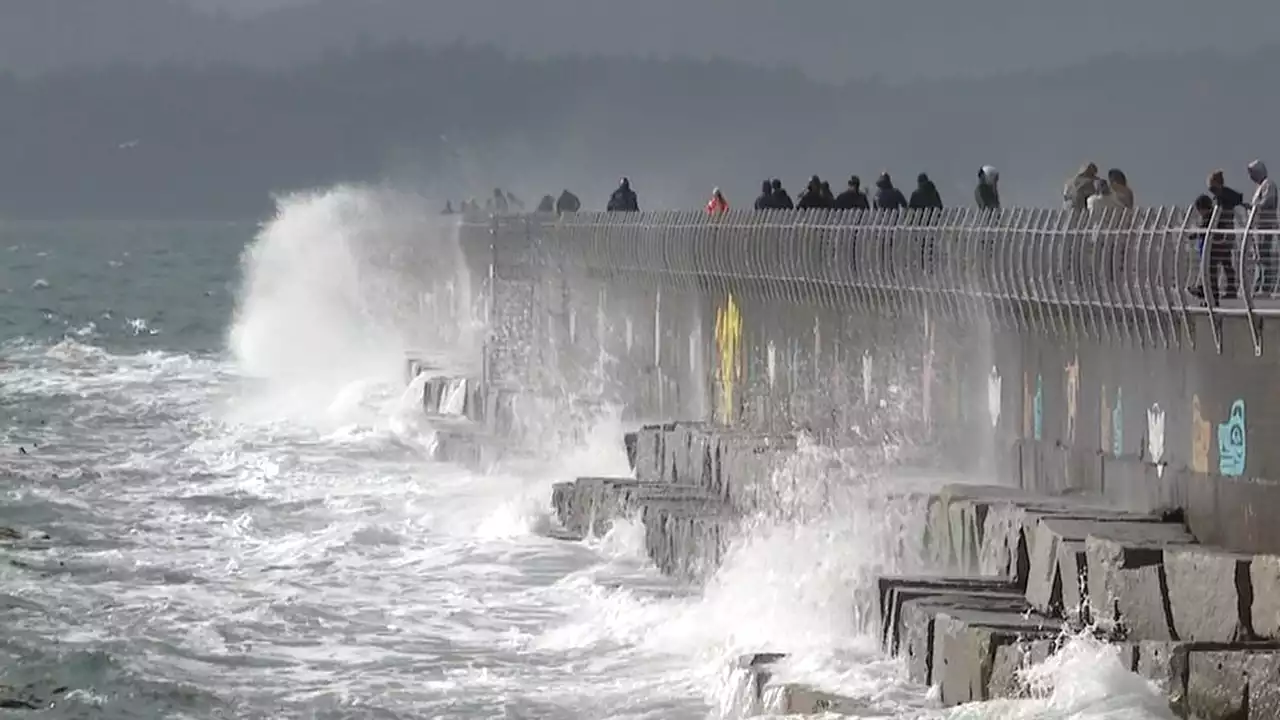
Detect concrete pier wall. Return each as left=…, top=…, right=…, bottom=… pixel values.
left=454, top=207, right=1280, bottom=554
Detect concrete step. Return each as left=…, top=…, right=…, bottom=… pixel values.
left=1025, top=516, right=1194, bottom=624
left=876, top=575, right=1020, bottom=655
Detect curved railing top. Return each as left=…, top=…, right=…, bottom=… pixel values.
left=460, top=205, right=1280, bottom=353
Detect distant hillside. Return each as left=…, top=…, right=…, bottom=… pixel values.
left=0, top=43, right=1276, bottom=219
left=4, top=0, right=1279, bottom=83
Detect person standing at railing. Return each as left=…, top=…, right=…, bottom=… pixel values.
left=1107, top=169, right=1134, bottom=209
left=536, top=195, right=555, bottom=213
left=555, top=189, right=581, bottom=214
left=607, top=177, right=640, bottom=212
left=1064, top=162, right=1099, bottom=210
left=754, top=180, right=775, bottom=210
left=834, top=176, right=870, bottom=210
left=1190, top=184, right=1241, bottom=303
left=770, top=179, right=795, bottom=210
left=975, top=166, right=1000, bottom=209
left=797, top=175, right=831, bottom=209
left=706, top=187, right=729, bottom=215
left=1247, top=160, right=1278, bottom=295
left=873, top=172, right=908, bottom=210
left=908, top=173, right=943, bottom=209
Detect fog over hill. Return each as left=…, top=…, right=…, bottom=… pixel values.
left=4, top=0, right=1278, bottom=82
left=0, top=39, right=1276, bottom=219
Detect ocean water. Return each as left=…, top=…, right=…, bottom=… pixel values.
left=0, top=187, right=1176, bottom=719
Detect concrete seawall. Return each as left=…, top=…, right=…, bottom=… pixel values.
left=458, top=208, right=1280, bottom=554
left=421, top=207, right=1280, bottom=713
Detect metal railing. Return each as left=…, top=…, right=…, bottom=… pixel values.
left=456, top=206, right=1280, bottom=354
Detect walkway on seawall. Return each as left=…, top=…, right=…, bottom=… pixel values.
left=424, top=206, right=1280, bottom=713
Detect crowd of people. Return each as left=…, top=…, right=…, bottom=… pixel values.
left=440, top=161, right=1278, bottom=305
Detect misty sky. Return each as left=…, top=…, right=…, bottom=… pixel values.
left=12, top=0, right=1280, bottom=83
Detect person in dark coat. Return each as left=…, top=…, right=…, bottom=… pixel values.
left=1192, top=170, right=1244, bottom=301
left=555, top=189, right=581, bottom=213
left=607, top=177, right=639, bottom=212
left=834, top=176, right=870, bottom=210
left=536, top=195, right=555, bottom=213
left=908, top=173, right=943, bottom=209
left=975, top=166, right=1000, bottom=210
left=820, top=181, right=835, bottom=205
left=770, top=179, right=794, bottom=210
left=873, top=173, right=908, bottom=210
left=796, top=175, right=830, bottom=209
left=754, top=180, right=776, bottom=210
left=491, top=188, right=509, bottom=213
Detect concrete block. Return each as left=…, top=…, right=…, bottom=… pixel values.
left=876, top=575, right=1019, bottom=654
left=988, top=638, right=1059, bottom=699
left=634, top=425, right=663, bottom=483
left=1164, top=546, right=1255, bottom=643
left=641, top=502, right=735, bottom=581
left=760, top=684, right=863, bottom=715
left=1086, top=529, right=1197, bottom=641
left=898, top=594, right=1035, bottom=687
left=932, top=607, right=1064, bottom=706
left=1026, top=518, right=1191, bottom=623
left=1250, top=554, right=1280, bottom=640
left=1134, top=641, right=1190, bottom=709
left=726, top=653, right=787, bottom=714
left=1186, top=650, right=1249, bottom=720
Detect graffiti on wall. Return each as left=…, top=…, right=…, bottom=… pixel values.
left=1147, top=403, right=1165, bottom=477
left=714, top=294, right=743, bottom=424
left=1217, top=399, right=1247, bottom=477
left=1065, top=355, right=1079, bottom=444
left=1111, top=388, right=1124, bottom=457
left=862, top=351, right=873, bottom=406
left=988, top=367, right=1002, bottom=428
left=1023, top=372, right=1033, bottom=437
left=1191, top=394, right=1212, bottom=474
left=1033, top=374, right=1043, bottom=441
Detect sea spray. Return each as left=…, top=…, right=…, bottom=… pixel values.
left=226, top=184, right=481, bottom=423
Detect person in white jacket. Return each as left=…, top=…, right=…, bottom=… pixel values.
left=1248, top=160, right=1278, bottom=294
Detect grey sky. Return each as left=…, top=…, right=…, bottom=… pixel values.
left=9, top=0, right=1279, bottom=82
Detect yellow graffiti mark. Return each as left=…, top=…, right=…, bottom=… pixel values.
left=1191, top=394, right=1211, bottom=474
left=714, top=294, right=743, bottom=424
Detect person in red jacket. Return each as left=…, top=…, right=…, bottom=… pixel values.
left=706, top=187, right=729, bottom=215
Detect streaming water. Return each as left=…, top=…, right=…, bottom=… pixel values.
left=0, top=187, right=1175, bottom=718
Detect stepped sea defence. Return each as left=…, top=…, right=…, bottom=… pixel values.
left=412, top=206, right=1280, bottom=714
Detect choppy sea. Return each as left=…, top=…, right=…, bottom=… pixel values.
left=0, top=186, right=1177, bottom=719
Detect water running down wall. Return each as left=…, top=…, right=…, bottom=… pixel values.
left=456, top=208, right=1280, bottom=554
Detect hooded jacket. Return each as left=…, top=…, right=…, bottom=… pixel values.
left=908, top=173, right=943, bottom=209
left=607, top=179, right=639, bottom=212
left=834, top=180, right=870, bottom=210
left=754, top=180, right=775, bottom=210
left=873, top=174, right=908, bottom=211
left=975, top=166, right=1000, bottom=209
left=1249, top=160, right=1278, bottom=230
left=1064, top=164, right=1098, bottom=210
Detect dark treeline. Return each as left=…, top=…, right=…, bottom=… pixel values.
left=1, top=42, right=1278, bottom=220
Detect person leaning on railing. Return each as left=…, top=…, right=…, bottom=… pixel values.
left=1189, top=192, right=1240, bottom=303
left=975, top=166, right=1000, bottom=210
left=1248, top=160, right=1278, bottom=295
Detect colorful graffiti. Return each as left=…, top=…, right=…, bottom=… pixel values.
left=1111, top=387, right=1124, bottom=457
left=1191, top=394, right=1212, bottom=474
left=1065, top=355, right=1079, bottom=444
left=988, top=367, right=1002, bottom=428
left=1217, top=399, right=1247, bottom=477
left=1147, top=403, right=1166, bottom=477
left=1033, top=374, right=1043, bottom=441
left=714, top=294, right=743, bottom=424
